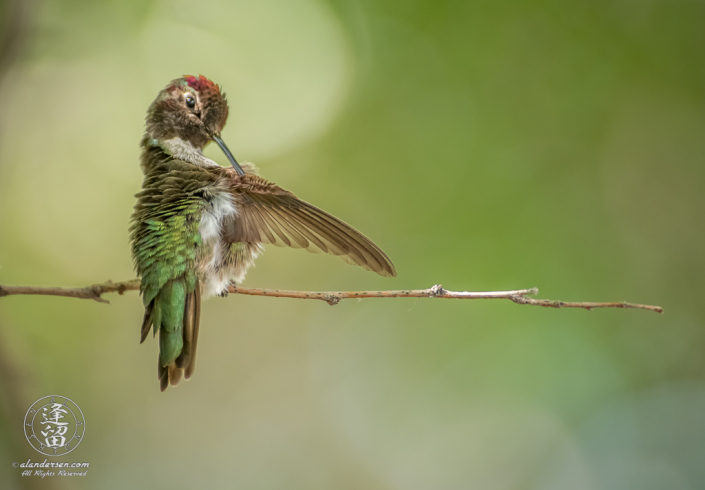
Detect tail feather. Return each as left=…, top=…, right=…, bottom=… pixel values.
left=168, top=363, right=183, bottom=386
left=140, top=301, right=154, bottom=344
left=158, top=360, right=168, bottom=392
left=144, top=278, right=202, bottom=391
left=175, top=292, right=196, bottom=369
left=158, top=280, right=185, bottom=367
left=185, top=285, right=201, bottom=379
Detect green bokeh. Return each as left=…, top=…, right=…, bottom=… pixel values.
left=0, top=0, right=703, bottom=488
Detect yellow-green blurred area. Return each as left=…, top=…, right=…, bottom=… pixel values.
left=1, top=0, right=704, bottom=488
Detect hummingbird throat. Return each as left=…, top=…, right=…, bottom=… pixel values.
left=155, top=137, right=220, bottom=168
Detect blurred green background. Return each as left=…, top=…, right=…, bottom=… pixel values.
left=1, top=0, right=704, bottom=488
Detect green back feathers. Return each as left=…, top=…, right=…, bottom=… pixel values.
left=132, top=200, right=201, bottom=306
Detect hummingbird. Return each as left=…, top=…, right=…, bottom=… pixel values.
left=130, top=75, right=396, bottom=391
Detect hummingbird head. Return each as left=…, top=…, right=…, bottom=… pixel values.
left=145, top=75, right=244, bottom=175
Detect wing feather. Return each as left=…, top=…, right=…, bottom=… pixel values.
left=222, top=174, right=396, bottom=277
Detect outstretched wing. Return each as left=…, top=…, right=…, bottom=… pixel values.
left=222, top=175, right=396, bottom=277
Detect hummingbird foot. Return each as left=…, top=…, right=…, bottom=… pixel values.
left=218, top=281, right=237, bottom=298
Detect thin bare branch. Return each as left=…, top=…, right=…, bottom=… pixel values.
left=0, top=280, right=663, bottom=313
left=0, top=280, right=141, bottom=304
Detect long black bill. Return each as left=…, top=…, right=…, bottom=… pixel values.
left=213, top=135, right=245, bottom=176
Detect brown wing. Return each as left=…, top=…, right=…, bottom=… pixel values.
left=221, top=174, right=396, bottom=277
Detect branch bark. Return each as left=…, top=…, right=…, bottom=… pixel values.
left=0, top=280, right=663, bottom=313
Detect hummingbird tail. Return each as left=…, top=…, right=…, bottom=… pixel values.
left=142, top=278, right=202, bottom=392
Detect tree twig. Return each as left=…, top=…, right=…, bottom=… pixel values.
left=0, top=280, right=663, bottom=313
left=0, top=280, right=141, bottom=304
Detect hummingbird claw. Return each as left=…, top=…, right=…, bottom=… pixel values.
left=219, top=281, right=237, bottom=298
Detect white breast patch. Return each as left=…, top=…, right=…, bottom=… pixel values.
left=199, top=191, right=238, bottom=298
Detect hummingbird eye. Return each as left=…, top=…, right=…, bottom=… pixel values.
left=185, top=95, right=196, bottom=109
